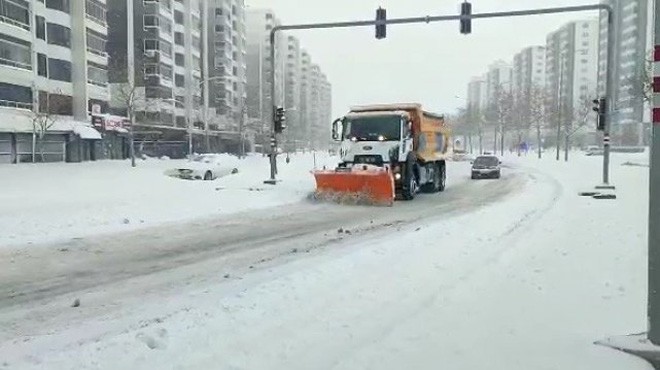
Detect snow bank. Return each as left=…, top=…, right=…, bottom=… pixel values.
left=0, top=152, right=339, bottom=247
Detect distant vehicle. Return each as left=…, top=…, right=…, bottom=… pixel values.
left=170, top=154, right=238, bottom=181
left=471, top=155, right=501, bottom=179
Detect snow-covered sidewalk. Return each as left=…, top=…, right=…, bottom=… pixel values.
left=0, top=152, right=337, bottom=247
left=3, top=151, right=651, bottom=369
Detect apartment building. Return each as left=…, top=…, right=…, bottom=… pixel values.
left=545, top=19, right=600, bottom=125
left=318, top=75, right=332, bottom=149
left=485, top=60, right=512, bottom=109
left=298, top=48, right=312, bottom=147
left=245, top=7, right=285, bottom=134
left=0, top=0, right=110, bottom=163
left=108, top=0, right=203, bottom=132
left=280, top=35, right=301, bottom=149
left=206, top=0, right=247, bottom=131
left=512, top=45, right=546, bottom=97
left=466, top=75, right=488, bottom=113
left=598, top=0, right=650, bottom=143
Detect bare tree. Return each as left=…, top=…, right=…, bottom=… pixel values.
left=626, top=49, right=653, bottom=104
left=25, top=91, right=65, bottom=163
left=497, top=89, right=514, bottom=156
left=528, top=85, right=548, bottom=159
left=511, top=88, right=535, bottom=157
left=111, top=81, right=145, bottom=167
left=485, top=84, right=512, bottom=155
left=564, top=96, right=595, bottom=161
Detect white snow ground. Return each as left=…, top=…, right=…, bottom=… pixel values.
left=0, top=150, right=651, bottom=369
left=0, top=152, right=337, bottom=247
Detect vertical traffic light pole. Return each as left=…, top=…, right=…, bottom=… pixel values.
left=265, top=29, right=277, bottom=184
left=263, top=4, right=614, bottom=185
left=647, top=0, right=660, bottom=344
left=601, top=8, right=617, bottom=187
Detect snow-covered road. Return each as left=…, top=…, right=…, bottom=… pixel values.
left=0, top=153, right=652, bottom=369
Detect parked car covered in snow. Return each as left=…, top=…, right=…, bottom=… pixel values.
left=167, top=154, right=238, bottom=180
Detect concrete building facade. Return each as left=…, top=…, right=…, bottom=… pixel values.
left=206, top=0, right=247, bottom=131
left=598, top=0, right=650, bottom=143
left=545, top=19, right=600, bottom=125
left=512, top=45, right=546, bottom=97
left=0, top=0, right=110, bottom=163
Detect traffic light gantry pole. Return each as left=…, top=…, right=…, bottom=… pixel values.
left=264, top=3, right=615, bottom=185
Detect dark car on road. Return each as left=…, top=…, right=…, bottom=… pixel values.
left=471, top=155, right=501, bottom=179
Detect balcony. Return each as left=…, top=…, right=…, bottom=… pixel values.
left=0, top=20, right=30, bottom=44
left=86, top=48, right=108, bottom=65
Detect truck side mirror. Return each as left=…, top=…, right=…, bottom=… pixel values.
left=331, top=118, right=342, bottom=141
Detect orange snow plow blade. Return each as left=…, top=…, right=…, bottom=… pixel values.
left=312, top=166, right=395, bottom=206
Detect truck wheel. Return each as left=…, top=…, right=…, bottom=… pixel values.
left=401, top=156, right=417, bottom=200
left=438, top=162, right=446, bottom=192
left=421, top=163, right=441, bottom=193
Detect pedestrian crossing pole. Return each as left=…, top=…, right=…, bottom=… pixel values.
left=647, top=2, right=660, bottom=344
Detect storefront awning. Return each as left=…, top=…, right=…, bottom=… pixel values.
left=51, top=120, right=102, bottom=140
left=73, top=125, right=102, bottom=140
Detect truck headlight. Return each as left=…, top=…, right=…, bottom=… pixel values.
left=394, top=173, right=402, bottom=180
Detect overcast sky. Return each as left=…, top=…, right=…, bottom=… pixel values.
left=245, top=0, right=600, bottom=117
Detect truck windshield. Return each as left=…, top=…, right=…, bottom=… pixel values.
left=344, top=115, right=401, bottom=141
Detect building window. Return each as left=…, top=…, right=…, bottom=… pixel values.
left=215, top=8, right=222, bottom=16
left=0, top=0, right=30, bottom=30
left=144, top=63, right=158, bottom=75
left=0, top=33, right=31, bottom=70
left=175, top=73, right=184, bottom=87
left=46, top=0, right=70, bottom=14
left=86, top=28, right=106, bottom=55
left=35, top=16, right=45, bottom=40
left=174, top=32, right=183, bottom=45
left=47, top=23, right=71, bottom=48
left=174, top=10, right=183, bottom=25
left=0, top=82, right=31, bottom=107
left=48, top=58, right=71, bottom=82
left=87, top=62, right=107, bottom=87
left=175, top=52, right=184, bottom=66
left=144, top=15, right=158, bottom=27
left=85, top=0, right=106, bottom=25
left=232, top=66, right=237, bottom=76
left=37, top=53, right=47, bottom=76
left=160, top=62, right=172, bottom=81
left=47, top=93, right=73, bottom=115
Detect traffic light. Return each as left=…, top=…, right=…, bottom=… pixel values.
left=375, top=7, right=386, bottom=39
left=274, top=106, right=286, bottom=134
left=460, top=1, right=472, bottom=35
left=592, top=97, right=606, bottom=131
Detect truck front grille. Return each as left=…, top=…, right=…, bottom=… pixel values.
left=354, top=155, right=384, bottom=165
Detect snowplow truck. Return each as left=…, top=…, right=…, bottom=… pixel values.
left=313, top=103, right=451, bottom=205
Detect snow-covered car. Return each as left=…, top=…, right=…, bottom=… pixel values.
left=471, top=155, right=501, bottom=179
left=169, top=154, right=238, bottom=181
